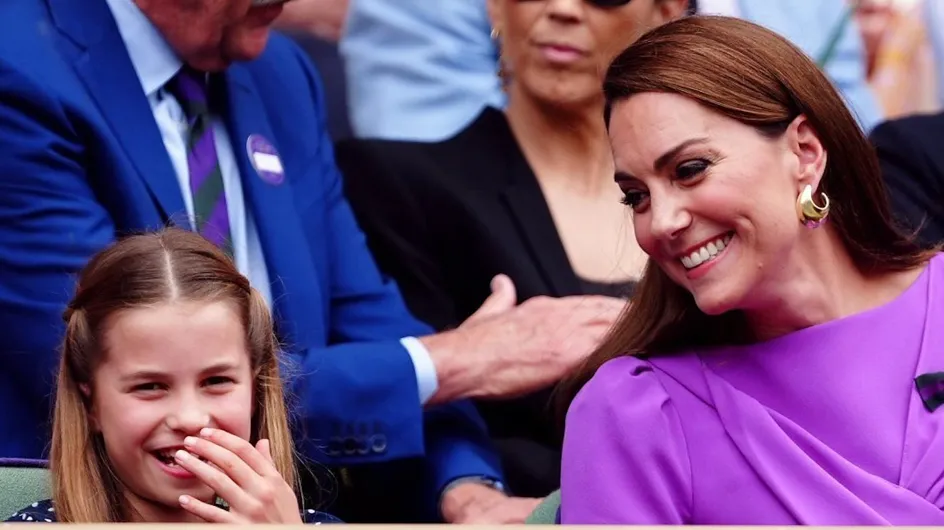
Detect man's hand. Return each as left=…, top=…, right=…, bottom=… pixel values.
left=423, top=274, right=626, bottom=405
left=274, top=0, right=350, bottom=42
left=441, top=483, right=542, bottom=524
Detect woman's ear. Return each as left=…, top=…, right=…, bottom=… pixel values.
left=486, top=0, right=503, bottom=34
left=655, top=0, right=691, bottom=24
left=80, top=383, right=101, bottom=431
left=786, top=114, right=827, bottom=192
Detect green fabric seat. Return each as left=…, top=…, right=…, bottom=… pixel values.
left=0, top=459, right=51, bottom=519
left=525, top=489, right=561, bottom=524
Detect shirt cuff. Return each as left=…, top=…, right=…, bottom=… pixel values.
left=400, top=336, right=439, bottom=404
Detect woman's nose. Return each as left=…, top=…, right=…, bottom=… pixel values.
left=165, top=403, right=211, bottom=434
left=648, top=194, right=692, bottom=241
left=546, top=0, right=584, bottom=23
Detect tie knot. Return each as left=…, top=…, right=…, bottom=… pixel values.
left=168, top=67, right=210, bottom=120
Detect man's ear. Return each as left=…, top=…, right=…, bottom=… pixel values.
left=786, top=114, right=827, bottom=192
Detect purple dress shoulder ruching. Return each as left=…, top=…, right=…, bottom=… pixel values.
left=561, top=254, right=944, bottom=524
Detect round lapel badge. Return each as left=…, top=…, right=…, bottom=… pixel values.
left=246, top=134, right=285, bottom=185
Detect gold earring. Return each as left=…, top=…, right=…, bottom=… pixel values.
left=491, top=28, right=508, bottom=86
left=796, top=184, right=830, bottom=228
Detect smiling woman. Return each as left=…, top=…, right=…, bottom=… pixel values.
left=5, top=228, right=339, bottom=524
left=559, top=15, right=944, bottom=525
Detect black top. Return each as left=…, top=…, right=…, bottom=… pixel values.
left=579, top=277, right=637, bottom=298
left=335, top=107, right=636, bottom=497
left=6, top=498, right=341, bottom=524
left=871, top=111, right=944, bottom=248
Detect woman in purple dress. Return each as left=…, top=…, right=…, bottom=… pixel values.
left=560, top=15, right=944, bottom=525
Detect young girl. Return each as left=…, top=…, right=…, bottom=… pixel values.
left=7, top=229, right=338, bottom=524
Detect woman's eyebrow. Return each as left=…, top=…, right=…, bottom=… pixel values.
left=653, top=137, right=710, bottom=172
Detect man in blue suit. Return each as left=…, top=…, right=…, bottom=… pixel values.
left=0, top=0, right=622, bottom=523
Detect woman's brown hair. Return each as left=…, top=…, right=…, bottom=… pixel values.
left=51, top=228, right=296, bottom=522
left=562, top=16, right=937, bottom=405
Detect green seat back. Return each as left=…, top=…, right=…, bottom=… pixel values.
left=0, top=459, right=51, bottom=519
left=525, top=489, right=561, bottom=524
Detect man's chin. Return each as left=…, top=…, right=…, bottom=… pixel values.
left=225, top=35, right=272, bottom=64
left=185, top=39, right=270, bottom=72
left=183, top=51, right=232, bottom=72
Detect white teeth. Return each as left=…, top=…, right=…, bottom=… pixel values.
left=688, top=250, right=702, bottom=266
left=680, top=234, right=733, bottom=270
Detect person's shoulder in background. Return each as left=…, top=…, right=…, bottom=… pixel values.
left=735, top=0, right=884, bottom=132
left=5, top=498, right=343, bottom=524
left=6, top=499, right=56, bottom=523
left=870, top=111, right=944, bottom=248
left=302, top=507, right=344, bottom=524
left=339, top=0, right=504, bottom=141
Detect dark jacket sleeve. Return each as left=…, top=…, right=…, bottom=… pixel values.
left=335, top=139, right=463, bottom=331
left=870, top=114, right=944, bottom=248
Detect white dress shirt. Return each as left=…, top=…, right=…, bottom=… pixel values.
left=697, top=0, right=742, bottom=16
left=104, top=0, right=438, bottom=404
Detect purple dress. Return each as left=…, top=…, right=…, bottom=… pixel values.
left=561, top=254, right=944, bottom=524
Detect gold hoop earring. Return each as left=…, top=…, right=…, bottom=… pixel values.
left=491, top=27, right=508, bottom=86
left=796, top=184, right=830, bottom=228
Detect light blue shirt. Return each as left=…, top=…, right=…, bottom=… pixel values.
left=105, top=0, right=438, bottom=404
left=340, top=0, right=503, bottom=142
left=924, top=0, right=944, bottom=107
left=340, top=0, right=883, bottom=141
left=733, top=0, right=883, bottom=132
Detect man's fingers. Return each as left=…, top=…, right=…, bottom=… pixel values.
left=545, top=295, right=627, bottom=317
left=568, top=302, right=626, bottom=324
left=466, top=274, right=518, bottom=324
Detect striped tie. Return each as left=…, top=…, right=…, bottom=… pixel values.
left=167, top=68, right=233, bottom=256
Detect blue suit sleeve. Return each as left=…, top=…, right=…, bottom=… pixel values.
left=283, top=43, right=504, bottom=495
left=0, top=60, right=118, bottom=455
left=423, top=400, right=505, bottom=512
left=339, top=0, right=504, bottom=141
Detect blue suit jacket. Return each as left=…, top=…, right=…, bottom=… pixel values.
left=0, top=0, right=501, bottom=513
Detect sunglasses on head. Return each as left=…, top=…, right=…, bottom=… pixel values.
left=585, top=0, right=634, bottom=6
left=519, top=0, right=634, bottom=7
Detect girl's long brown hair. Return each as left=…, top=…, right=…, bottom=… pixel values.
left=51, top=228, right=296, bottom=522
left=561, top=15, right=937, bottom=407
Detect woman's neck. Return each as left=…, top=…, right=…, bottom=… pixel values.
left=744, top=229, right=925, bottom=341
left=504, top=85, right=614, bottom=195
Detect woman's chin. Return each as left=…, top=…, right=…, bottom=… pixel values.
left=691, top=288, right=740, bottom=316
